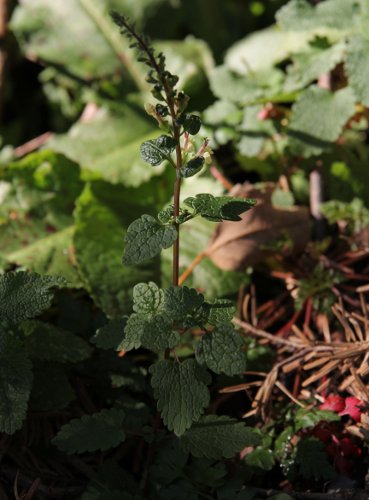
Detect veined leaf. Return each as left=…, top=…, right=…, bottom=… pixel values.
left=150, top=359, right=211, bottom=436
left=196, top=323, right=245, bottom=375
left=346, top=34, right=369, bottom=106
left=0, top=271, right=65, bottom=324
left=140, top=135, right=176, bottom=166
left=53, top=408, right=126, bottom=454
left=163, top=286, right=204, bottom=321
left=180, top=415, right=259, bottom=459
left=92, top=318, right=127, bottom=350
left=123, top=214, right=177, bottom=265
left=180, top=157, right=205, bottom=178
left=184, top=193, right=256, bottom=222
left=132, top=281, right=164, bottom=316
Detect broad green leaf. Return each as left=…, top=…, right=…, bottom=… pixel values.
left=295, top=437, right=335, bottom=480
left=132, top=281, right=164, bottom=316
left=91, top=319, right=127, bottom=350
left=237, top=105, right=274, bottom=158
left=196, top=324, right=245, bottom=376
left=6, top=226, right=82, bottom=287
left=0, top=271, right=65, bottom=324
left=184, top=193, right=256, bottom=222
left=29, top=363, right=75, bottom=411
left=123, top=214, right=177, bottom=265
left=163, top=286, right=204, bottom=321
left=276, top=0, right=362, bottom=32
left=53, top=408, right=126, bottom=454
left=48, top=105, right=161, bottom=186
left=180, top=415, right=259, bottom=459
left=295, top=408, right=340, bottom=431
left=150, top=359, right=211, bottom=436
left=74, top=182, right=161, bottom=317
left=245, top=447, right=275, bottom=471
left=204, top=299, right=236, bottom=326
left=0, top=333, right=33, bottom=434
left=23, top=320, right=92, bottom=363
left=180, top=157, right=205, bottom=178
left=288, top=86, right=356, bottom=156
left=120, top=313, right=148, bottom=351
left=346, top=34, right=369, bottom=106
left=140, top=135, right=176, bottom=166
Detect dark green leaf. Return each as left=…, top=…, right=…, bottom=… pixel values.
left=91, top=319, right=127, bottom=350
left=184, top=193, right=256, bottom=222
left=295, top=408, right=340, bottom=431
left=53, top=408, right=126, bottom=454
left=0, top=271, right=65, bottom=325
left=295, top=437, right=335, bottom=480
left=245, top=447, right=275, bottom=471
left=123, top=214, right=177, bottom=265
left=180, top=157, right=205, bottom=178
left=150, top=359, right=211, bottom=436
left=140, top=135, right=176, bottom=166
left=132, top=281, right=164, bottom=316
left=196, top=324, right=245, bottom=375
left=163, top=286, right=204, bottom=321
left=205, top=299, right=236, bottom=326
left=180, top=415, right=259, bottom=459
left=182, top=114, right=202, bottom=135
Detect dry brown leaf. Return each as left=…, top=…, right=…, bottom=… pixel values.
left=207, top=183, right=310, bottom=271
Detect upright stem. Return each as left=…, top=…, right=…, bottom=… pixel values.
left=172, top=133, right=182, bottom=286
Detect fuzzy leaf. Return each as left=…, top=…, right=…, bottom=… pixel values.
left=205, top=299, right=236, bottom=326
left=163, top=286, right=204, bottom=321
left=23, top=321, right=92, bottom=362
left=132, top=281, right=164, bottom=316
left=140, top=135, right=176, bottom=166
left=180, top=157, right=205, bottom=178
left=0, top=271, right=65, bottom=325
left=150, top=359, right=211, bottom=436
left=288, top=86, right=356, bottom=156
left=119, top=314, right=147, bottom=351
left=346, top=35, right=369, bottom=107
left=184, top=193, right=256, bottom=222
left=91, top=319, right=127, bottom=350
left=180, top=415, right=259, bottom=459
left=123, top=215, right=177, bottom=265
left=53, top=408, right=126, bottom=454
left=196, top=324, right=245, bottom=375
left=0, top=334, right=33, bottom=434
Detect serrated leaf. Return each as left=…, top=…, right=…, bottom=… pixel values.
left=140, top=135, right=176, bottom=166
left=180, top=156, right=205, bottom=178
left=0, top=271, right=65, bottom=325
left=196, top=324, right=245, bottom=375
left=119, top=314, right=147, bottom=351
left=184, top=193, right=256, bottom=222
left=288, top=86, right=356, bottom=156
left=180, top=415, right=259, bottom=459
left=163, top=286, right=204, bottom=321
left=295, top=408, right=340, bottom=431
left=92, top=319, right=127, bottom=350
left=0, top=333, right=33, bottom=434
left=295, top=437, right=335, bottom=480
left=23, top=320, right=92, bottom=362
left=132, top=281, right=164, bottom=316
left=346, top=34, right=369, bottom=106
left=150, top=359, right=211, bottom=436
left=123, top=214, right=177, bottom=265
left=53, top=408, right=126, bottom=454
left=205, top=299, right=236, bottom=326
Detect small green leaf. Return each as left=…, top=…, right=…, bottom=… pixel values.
left=0, top=271, right=65, bottom=325
left=123, top=215, right=177, bottom=265
left=245, top=447, right=275, bottom=471
left=295, top=408, right=340, bottom=430
left=0, top=333, right=33, bottom=434
left=180, top=157, right=205, bottom=178
left=53, top=408, right=126, bottom=454
left=181, top=114, right=202, bottom=135
left=180, top=415, right=260, bottom=459
left=184, top=193, right=256, bottom=222
left=196, top=323, right=245, bottom=375
left=150, top=359, right=211, bottom=436
left=140, top=135, right=176, bottom=166
left=205, top=299, right=236, bottom=326
left=91, top=318, right=127, bottom=350
left=163, top=286, right=204, bottom=321
left=132, top=281, right=164, bottom=316
left=118, top=313, right=147, bottom=351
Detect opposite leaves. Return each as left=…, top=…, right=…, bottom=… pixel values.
left=184, top=194, right=256, bottom=222
left=150, top=359, right=211, bottom=436
left=123, top=215, right=177, bottom=265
